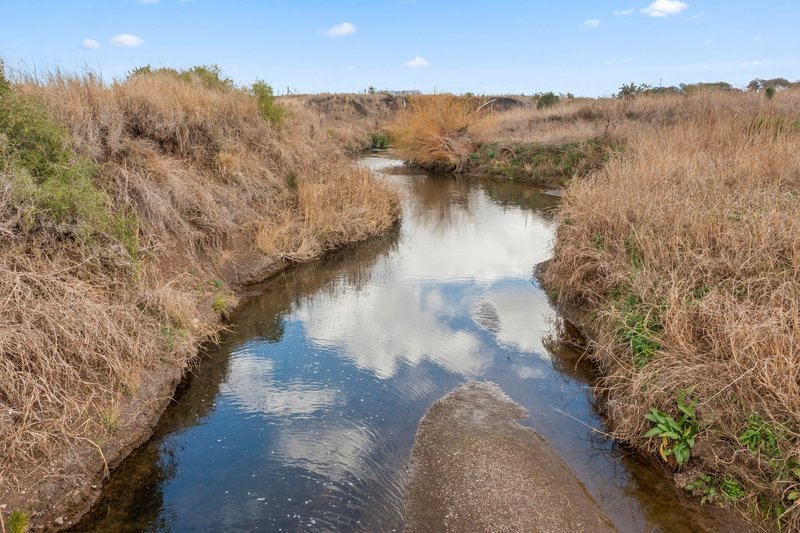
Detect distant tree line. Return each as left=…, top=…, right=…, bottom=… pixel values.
left=616, top=77, right=800, bottom=99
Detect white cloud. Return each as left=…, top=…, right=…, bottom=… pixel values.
left=82, top=38, right=101, bottom=49
left=642, top=0, right=688, bottom=17
left=324, top=22, right=357, bottom=38
left=614, top=8, right=634, bottom=15
left=584, top=18, right=601, bottom=28
left=110, top=34, right=144, bottom=47
left=404, top=56, right=430, bottom=69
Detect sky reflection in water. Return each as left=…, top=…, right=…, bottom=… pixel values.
left=78, top=158, right=730, bottom=533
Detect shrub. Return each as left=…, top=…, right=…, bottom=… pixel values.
left=251, top=80, right=284, bottom=126
left=536, top=92, right=560, bottom=109
left=388, top=95, right=496, bottom=171
left=0, top=88, right=136, bottom=251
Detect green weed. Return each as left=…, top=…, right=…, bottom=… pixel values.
left=100, top=409, right=120, bottom=432
left=644, top=390, right=699, bottom=465
left=739, top=413, right=781, bottom=457
left=251, top=80, right=284, bottom=126
left=6, top=509, right=29, bottom=533
left=160, top=326, right=187, bottom=351
left=212, top=294, right=231, bottom=314
left=536, top=92, right=559, bottom=109
left=686, top=474, right=746, bottom=503
left=0, top=87, right=138, bottom=253
left=616, top=293, right=662, bottom=367
left=370, top=131, right=390, bottom=149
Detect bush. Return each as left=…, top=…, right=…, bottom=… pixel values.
left=128, top=64, right=234, bottom=92
left=536, top=92, right=560, bottom=109
left=0, top=89, right=136, bottom=251
left=251, top=80, right=284, bottom=126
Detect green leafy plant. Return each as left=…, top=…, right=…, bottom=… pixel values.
left=739, top=413, right=780, bottom=457
left=686, top=474, right=746, bottom=503
left=616, top=294, right=662, bottom=368
left=644, top=390, right=699, bottom=465
left=0, top=88, right=138, bottom=253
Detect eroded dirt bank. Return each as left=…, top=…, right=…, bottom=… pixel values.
left=405, top=381, right=616, bottom=533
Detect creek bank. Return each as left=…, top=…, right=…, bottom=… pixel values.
left=533, top=261, right=758, bottom=533
left=18, top=230, right=400, bottom=532
left=405, top=381, right=616, bottom=533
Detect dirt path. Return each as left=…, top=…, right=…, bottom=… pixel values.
left=405, top=381, right=616, bottom=533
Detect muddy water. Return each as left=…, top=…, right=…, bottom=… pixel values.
left=78, top=158, right=736, bottom=532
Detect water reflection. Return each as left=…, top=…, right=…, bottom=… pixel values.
left=77, top=158, right=740, bottom=533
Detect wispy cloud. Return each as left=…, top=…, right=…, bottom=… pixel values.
left=324, top=22, right=357, bottom=38
left=110, top=34, right=144, bottom=47
left=82, top=38, right=101, bottom=49
left=614, top=8, right=634, bottom=16
left=739, top=60, right=769, bottom=67
left=641, top=0, right=688, bottom=17
left=584, top=18, right=601, bottom=28
left=404, top=56, right=430, bottom=69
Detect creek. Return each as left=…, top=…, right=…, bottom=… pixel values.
left=77, top=157, right=733, bottom=532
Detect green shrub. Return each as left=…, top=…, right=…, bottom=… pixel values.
left=0, top=88, right=138, bottom=255
left=251, top=80, right=284, bottom=126
left=536, top=92, right=560, bottom=109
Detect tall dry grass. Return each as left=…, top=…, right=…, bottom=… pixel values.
left=543, top=90, right=800, bottom=529
left=389, top=94, right=497, bottom=171
left=0, top=69, right=399, bottom=519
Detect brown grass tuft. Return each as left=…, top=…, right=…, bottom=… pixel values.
left=389, top=95, right=497, bottom=171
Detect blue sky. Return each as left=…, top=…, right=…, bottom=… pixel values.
left=1, top=0, right=798, bottom=96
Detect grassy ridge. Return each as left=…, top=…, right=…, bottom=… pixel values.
left=0, top=66, right=399, bottom=526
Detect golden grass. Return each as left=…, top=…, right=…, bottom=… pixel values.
left=543, top=90, right=800, bottom=529
left=0, top=70, right=399, bottom=515
left=388, top=94, right=497, bottom=171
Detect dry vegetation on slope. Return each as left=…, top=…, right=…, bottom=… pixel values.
left=542, top=91, right=800, bottom=530
left=0, top=67, right=398, bottom=528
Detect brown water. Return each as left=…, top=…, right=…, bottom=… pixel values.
left=75, top=158, right=743, bottom=532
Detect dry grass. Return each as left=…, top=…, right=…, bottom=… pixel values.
left=0, top=69, right=399, bottom=517
left=279, top=93, right=401, bottom=154
left=389, top=94, right=497, bottom=171
left=543, top=90, right=800, bottom=529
